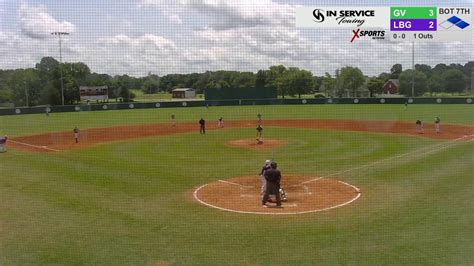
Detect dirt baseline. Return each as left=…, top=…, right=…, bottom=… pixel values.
left=193, top=175, right=361, bottom=215
left=8, top=119, right=474, bottom=153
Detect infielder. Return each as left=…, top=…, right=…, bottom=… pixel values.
left=0, top=135, right=7, bottom=153
left=217, top=117, right=224, bottom=128
left=434, top=116, right=441, bottom=134
left=73, top=127, right=80, bottom=143
left=170, top=113, right=176, bottom=126
left=416, top=119, right=424, bottom=134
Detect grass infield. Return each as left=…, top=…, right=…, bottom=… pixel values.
left=0, top=104, right=473, bottom=265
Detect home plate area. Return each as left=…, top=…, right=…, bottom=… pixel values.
left=193, top=175, right=361, bottom=215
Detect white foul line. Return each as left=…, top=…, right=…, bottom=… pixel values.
left=218, top=179, right=254, bottom=188
left=8, top=139, right=61, bottom=152
left=301, top=134, right=473, bottom=185
left=301, top=176, right=323, bottom=184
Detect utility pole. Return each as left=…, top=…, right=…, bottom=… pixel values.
left=471, top=68, right=474, bottom=93
left=51, top=31, right=69, bottom=106
left=411, top=41, right=415, bottom=97
left=24, top=81, right=29, bottom=107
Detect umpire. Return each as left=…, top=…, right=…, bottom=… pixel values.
left=262, top=161, right=282, bottom=208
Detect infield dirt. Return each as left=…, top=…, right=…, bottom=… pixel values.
left=193, top=175, right=360, bottom=214
left=9, top=119, right=474, bottom=152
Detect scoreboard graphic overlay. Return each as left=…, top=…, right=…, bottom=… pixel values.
left=296, top=6, right=472, bottom=42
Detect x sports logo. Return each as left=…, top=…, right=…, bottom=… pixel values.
left=351, top=29, right=360, bottom=42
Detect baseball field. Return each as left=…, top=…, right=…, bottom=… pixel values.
left=0, top=104, right=473, bottom=265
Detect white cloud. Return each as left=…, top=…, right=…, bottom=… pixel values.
left=0, top=31, right=52, bottom=69
left=141, top=0, right=294, bottom=30
left=101, top=34, right=176, bottom=50
left=19, top=3, right=75, bottom=39
left=76, top=34, right=179, bottom=76
left=168, top=14, right=183, bottom=24
left=0, top=1, right=472, bottom=77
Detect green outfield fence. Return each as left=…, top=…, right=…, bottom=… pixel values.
left=0, top=97, right=472, bottom=116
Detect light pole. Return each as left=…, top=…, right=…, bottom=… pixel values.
left=411, top=41, right=415, bottom=97
left=471, top=68, right=473, bottom=93
left=51, top=31, right=69, bottom=106
left=24, top=81, right=29, bottom=107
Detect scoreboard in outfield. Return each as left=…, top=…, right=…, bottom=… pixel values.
left=80, top=86, right=109, bottom=101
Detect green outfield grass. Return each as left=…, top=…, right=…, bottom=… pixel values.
left=0, top=105, right=473, bottom=265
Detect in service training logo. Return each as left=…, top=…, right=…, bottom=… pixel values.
left=439, top=16, right=470, bottom=29
left=312, top=9, right=325, bottom=23
left=311, top=8, right=376, bottom=27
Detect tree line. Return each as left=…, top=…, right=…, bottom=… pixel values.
left=0, top=57, right=472, bottom=107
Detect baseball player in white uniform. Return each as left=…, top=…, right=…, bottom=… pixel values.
left=259, top=160, right=271, bottom=195
left=434, top=116, right=441, bottom=133
left=0, top=135, right=7, bottom=152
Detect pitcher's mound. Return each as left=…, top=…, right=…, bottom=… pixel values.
left=227, top=139, right=288, bottom=151
left=193, top=175, right=361, bottom=215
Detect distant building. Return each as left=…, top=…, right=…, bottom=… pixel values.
left=80, top=86, right=108, bottom=102
left=172, top=88, right=196, bottom=99
left=383, top=79, right=399, bottom=94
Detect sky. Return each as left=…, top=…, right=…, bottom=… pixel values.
left=0, top=0, right=473, bottom=77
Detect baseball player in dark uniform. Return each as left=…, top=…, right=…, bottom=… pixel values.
left=199, top=118, right=206, bottom=134
left=256, top=125, right=263, bottom=143
left=262, top=162, right=282, bottom=207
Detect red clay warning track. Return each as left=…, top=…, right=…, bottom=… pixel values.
left=8, top=119, right=474, bottom=153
